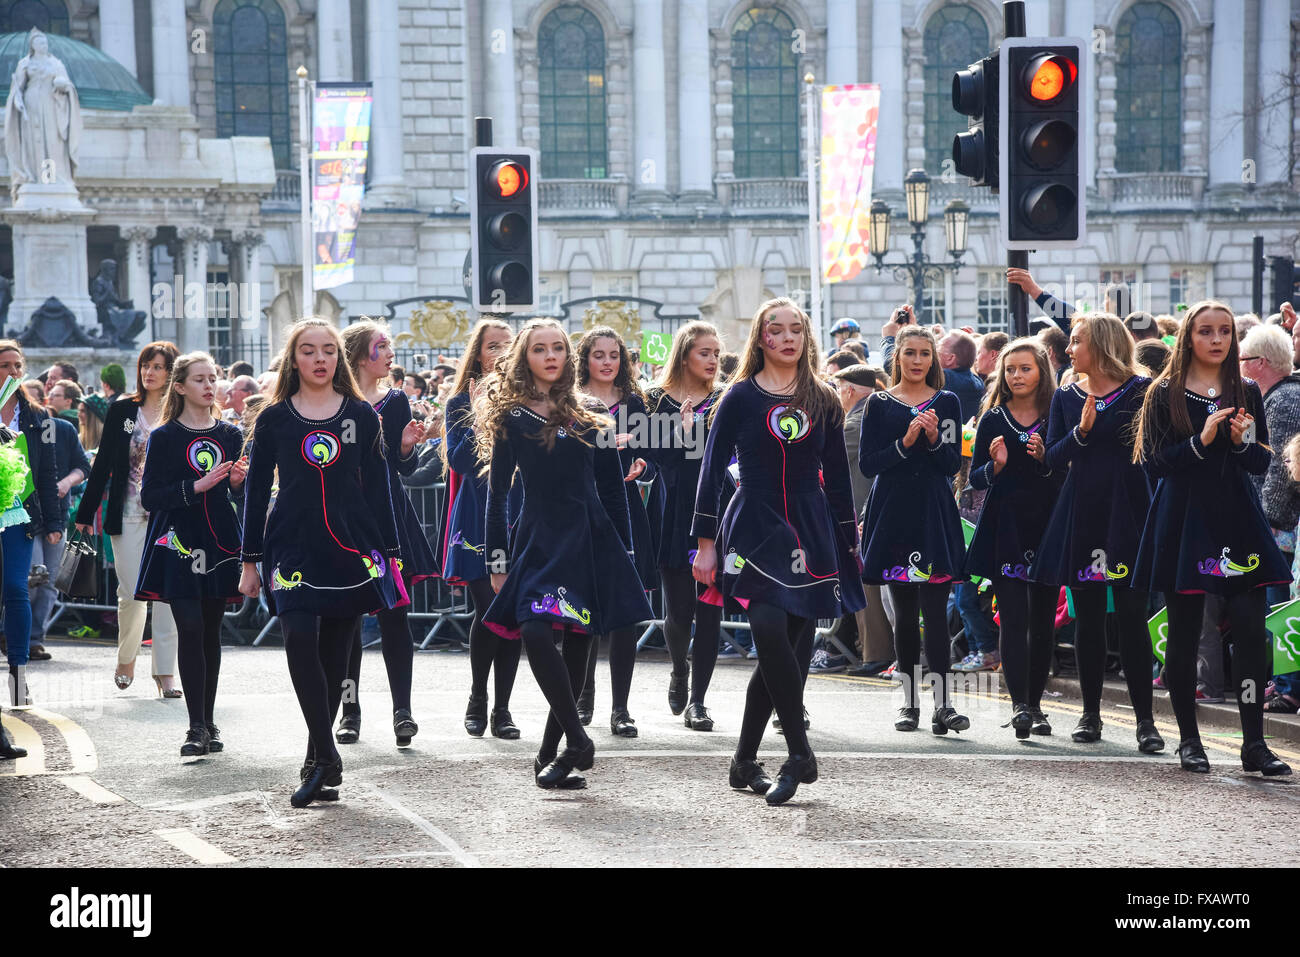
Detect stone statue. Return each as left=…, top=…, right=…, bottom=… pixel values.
left=4, top=28, right=82, bottom=196
left=89, top=260, right=146, bottom=347
left=16, top=296, right=109, bottom=349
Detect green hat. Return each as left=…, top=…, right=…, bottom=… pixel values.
left=83, top=393, right=109, bottom=422
left=100, top=363, right=126, bottom=394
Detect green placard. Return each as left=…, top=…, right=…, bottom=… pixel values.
left=1148, top=606, right=1168, bottom=665
left=640, top=330, right=671, bottom=366
left=1265, top=599, right=1300, bottom=675
left=959, top=519, right=988, bottom=591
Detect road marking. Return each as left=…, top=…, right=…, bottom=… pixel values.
left=0, top=713, right=43, bottom=776
left=28, top=707, right=97, bottom=773
left=363, top=851, right=457, bottom=861
left=58, top=775, right=124, bottom=804
left=145, top=791, right=267, bottom=812
left=362, top=784, right=480, bottom=867
left=384, top=749, right=1194, bottom=764
left=832, top=838, right=1092, bottom=845
left=154, top=828, right=237, bottom=864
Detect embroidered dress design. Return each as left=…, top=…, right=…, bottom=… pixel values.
left=767, top=405, right=811, bottom=443
left=301, top=430, right=341, bottom=468
left=186, top=437, right=224, bottom=473
left=1001, top=551, right=1035, bottom=580
left=449, top=530, right=484, bottom=553
left=154, top=528, right=191, bottom=556
left=272, top=567, right=305, bottom=590
left=1197, top=547, right=1261, bottom=578
left=529, top=587, right=593, bottom=626
left=883, top=551, right=953, bottom=584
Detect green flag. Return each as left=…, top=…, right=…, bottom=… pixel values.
left=640, top=330, right=671, bottom=366
left=1148, top=606, right=1169, bottom=665
left=1265, top=599, right=1300, bottom=675
left=960, top=519, right=988, bottom=591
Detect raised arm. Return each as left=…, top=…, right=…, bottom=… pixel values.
left=689, top=387, right=742, bottom=541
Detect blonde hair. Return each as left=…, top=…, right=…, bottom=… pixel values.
left=1070, top=313, right=1137, bottom=386
left=450, top=318, right=513, bottom=396
left=160, top=352, right=221, bottom=424
left=270, top=318, right=364, bottom=405
left=239, top=393, right=269, bottom=456
left=724, top=297, right=839, bottom=429
left=78, top=404, right=103, bottom=452
left=654, top=320, right=721, bottom=398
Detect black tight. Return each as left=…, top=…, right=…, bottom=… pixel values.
left=280, top=611, right=358, bottom=765
left=1165, top=590, right=1267, bottom=744
left=1071, top=587, right=1153, bottom=720
left=660, top=566, right=721, bottom=704
left=994, top=577, right=1057, bottom=710
left=520, top=620, right=591, bottom=757
left=171, top=598, right=225, bottom=729
left=735, top=602, right=815, bottom=761
left=887, top=582, right=953, bottom=709
left=581, top=626, right=639, bottom=712
left=467, top=578, right=521, bottom=707
left=340, top=607, right=415, bottom=719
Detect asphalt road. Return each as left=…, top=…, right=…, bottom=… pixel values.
left=3, top=636, right=1297, bottom=867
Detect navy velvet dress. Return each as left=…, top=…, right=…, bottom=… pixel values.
left=373, top=388, right=438, bottom=585
left=483, top=404, right=652, bottom=638
left=136, top=419, right=244, bottom=602
left=1030, top=377, right=1152, bottom=588
left=692, top=380, right=866, bottom=619
left=241, top=397, right=402, bottom=617
left=964, top=405, right=1063, bottom=580
left=858, top=390, right=966, bottom=585
left=605, top=392, right=658, bottom=590
left=1133, top=380, right=1290, bottom=595
left=643, top=387, right=722, bottom=569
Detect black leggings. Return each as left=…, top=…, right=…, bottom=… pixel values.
left=888, top=582, right=953, bottom=708
left=1071, top=587, right=1153, bottom=720
left=520, top=620, right=591, bottom=758
left=340, top=607, right=415, bottom=719
left=1165, top=590, right=1267, bottom=744
left=735, top=602, right=815, bottom=761
left=171, top=598, right=226, bottom=729
left=995, top=577, right=1057, bottom=710
left=467, top=578, right=522, bottom=708
left=280, top=611, right=358, bottom=765
left=581, top=626, right=639, bottom=712
left=660, top=566, right=721, bottom=704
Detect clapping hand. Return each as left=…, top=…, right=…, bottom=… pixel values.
left=229, top=456, right=249, bottom=489
left=1079, top=395, right=1097, bottom=435
left=1200, top=406, right=1235, bottom=447
left=401, top=417, right=427, bottom=456
left=1027, top=432, right=1046, bottom=461
left=194, top=461, right=233, bottom=493
left=1229, top=410, right=1253, bottom=446
left=990, top=435, right=1008, bottom=472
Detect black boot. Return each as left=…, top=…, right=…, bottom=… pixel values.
left=334, top=712, right=360, bottom=744
left=205, top=723, right=224, bottom=753
left=1241, top=740, right=1291, bottom=776
left=931, top=706, right=970, bottom=735
left=1009, top=703, right=1032, bottom=740
left=577, top=684, right=595, bottom=726
left=0, top=712, right=26, bottom=760
left=1135, top=719, right=1165, bottom=754
left=180, top=724, right=210, bottom=757
left=533, top=755, right=587, bottom=789
left=610, top=709, right=638, bottom=737
left=464, top=692, right=488, bottom=737
left=536, top=738, right=595, bottom=789
left=490, top=707, right=520, bottom=740
left=1030, top=708, right=1052, bottom=735
left=765, top=753, right=818, bottom=806
left=1071, top=711, right=1103, bottom=743
left=728, top=757, right=772, bottom=795
left=667, top=672, right=688, bottom=716
left=393, top=709, right=418, bottom=747
left=1177, top=738, right=1210, bottom=773
left=894, top=706, right=920, bottom=731
left=292, top=757, right=343, bottom=808
left=683, top=702, right=714, bottom=731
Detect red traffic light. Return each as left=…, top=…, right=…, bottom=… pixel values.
left=1021, top=54, right=1077, bottom=103
left=485, top=159, right=528, bottom=198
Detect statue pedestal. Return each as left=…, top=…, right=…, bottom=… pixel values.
left=2, top=182, right=98, bottom=331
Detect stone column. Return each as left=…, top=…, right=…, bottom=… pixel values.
left=121, top=226, right=156, bottom=326
left=1256, top=0, right=1293, bottom=186
left=483, top=0, right=518, bottom=146
left=1207, top=0, right=1245, bottom=188
left=100, top=0, right=137, bottom=77
left=365, top=0, right=412, bottom=206
left=825, top=0, right=857, bottom=85
left=1065, top=0, right=1095, bottom=191
left=678, top=0, right=713, bottom=198
left=871, top=0, right=903, bottom=194
left=178, top=226, right=213, bottom=353
left=317, top=0, right=353, bottom=82
left=903, top=30, right=926, bottom=175
left=632, top=0, right=667, bottom=200
left=232, top=230, right=265, bottom=344
left=151, top=0, right=191, bottom=109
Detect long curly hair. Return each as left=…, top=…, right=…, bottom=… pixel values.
left=724, top=297, right=839, bottom=429
left=576, top=325, right=645, bottom=405
left=474, top=319, right=612, bottom=473
left=269, top=317, right=364, bottom=405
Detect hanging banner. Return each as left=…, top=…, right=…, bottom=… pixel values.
left=312, top=83, right=372, bottom=290
left=819, top=83, right=880, bottom=285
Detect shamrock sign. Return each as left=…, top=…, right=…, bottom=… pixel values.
left=1147, top=607, right=1169, bottom=665
left=1264, top=598, right=1300, bottom=675
left=641, top=330, right=671, bottom=366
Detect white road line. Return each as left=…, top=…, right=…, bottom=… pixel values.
left=58, top=775, right=124, bottom=804
left=153, top=828, right=238, bottom=864
left=833, top=838, right=1093, bottom=845
left=412, top=749, right=1183, bottom=764
left=362, top=784, right=480, bottom=867
left=28, top=707, right=96, bottom=773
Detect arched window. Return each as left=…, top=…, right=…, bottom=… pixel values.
left=0, top=0, right=69, bottom=34
left=214, top=0, right=290, bottom=168
left=923, top=5, right=990, bottom=176
left=1115, top=2, right=1181, bottom=172
left=539, top=5, right=607, bottom=179
left=731, top=6, right=800, bottom=178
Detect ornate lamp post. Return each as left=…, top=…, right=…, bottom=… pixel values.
left=868, top=169, right=970, bottom=318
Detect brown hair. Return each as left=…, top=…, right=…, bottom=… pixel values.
left=576, top=325, right=645, bottom=404
left=160, top=352, right=221, bottom=424
left=981, top=338, right=1054, bottom=418
left=78, top=404, right=103, bottom=451
left=724, top=297, right=840, bottom=430
left=269, top=318, right=364, bottom=405
left=655, top=320, right=721, bottom=398
left=943, top=330, right=977, bottom=369
left=340, top=318, right=391, bottom=381
left=890, top=327, right=946, bottom=391
left=239, top=393, right=269, bottom=456
left=128, top=341, right=179, bottom=402
left=52, top=379, right=82, bottom=405
left=449, top=318, right=513, bottom=397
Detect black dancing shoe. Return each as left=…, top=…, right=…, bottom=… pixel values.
left=205, top=723, right=224, bottom=753
left=683, top=702, right=714, bottom=732
left=490, top=708, right=520, bottom=740
left=1136, top=719, right=1165, bottom=754
left=765, top=753, right=818, bottom=806
left=577, top=685, right=595, bottom=726
left=1241, top=740, right=1292, bottom=776
left=667, top=672, right=689, bottom=716
left=299, top=756, right=344, bottom=787
left=393, top=709, right=418, bottom=747
left=1009, top=703, right=1033, bottom=740
left=536, top=738, right=595, bottom=789
left=931, top=706, right=970, bottom=735
left=335, top=712, right=360, bottom=745
left=1030, top=708, right=1052, bottom=735
left=894, top=707, right=921, bottom=732
left=292, top=757, right=343, bottom=808
left=728, top=757, right=772, bottom=795
left=1070, top=711, right=1103, bottom=743
left=533, top=756, right=586, bottom=789
left=1177, top=739, right=1210, bottom=773
left=773, top=706, right=811, bottom=734
left=610, top=709, right=638, bottom=737
left=464, top=693, right=488, bottom=737
left=0, top=715, right=26, bottom=760
left=180, top=725, right=210, bottom=757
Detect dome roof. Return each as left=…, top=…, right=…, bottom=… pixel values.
left=0, top=32, right=151, bottom=111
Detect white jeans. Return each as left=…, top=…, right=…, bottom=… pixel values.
left=111, top=515, right=178, bottom=674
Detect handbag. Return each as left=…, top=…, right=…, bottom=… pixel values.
left=54, top=532, right=99, bottom=598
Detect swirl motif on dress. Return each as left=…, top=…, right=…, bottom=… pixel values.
left=186, top=437, right=224, bottom=475
left=766, top=405, right=811, bottom=444
left=301, top=430, right=342, bottom=468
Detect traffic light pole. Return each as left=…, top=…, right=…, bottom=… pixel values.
left=1002, top=1, right=1030, bottom=338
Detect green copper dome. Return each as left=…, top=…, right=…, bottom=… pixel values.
left=0, top=32, right=151, bottom=111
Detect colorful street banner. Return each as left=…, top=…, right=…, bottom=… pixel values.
left=1150, top=600, right=1300, bottom=675
left=819, top=83, right=880, bottom=285
left=312, top=84, right=372, bottom=290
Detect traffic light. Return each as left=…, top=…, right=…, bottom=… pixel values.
left=468, top=146, right=539, bottom=312
left=998, top=37, right=1086, bottom=249
left=952, top=53, right=999, bottom=189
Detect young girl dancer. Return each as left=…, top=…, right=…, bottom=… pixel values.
left=693, top=298, right=864, bottom=805
left=858, top=325, right=969, bottom=735
left=477, top=319, right=651, bottom=788
left=136, top=353, right=246, bottom=756
left=1031, top=314, right=1161, bottom=751
left=441, top=319, right=522, bottom=739
left=965, top=340, right=1063, bottom=738
left=1133, top=302, right=1290, bottom=775
left=576, top=326, right=654, bottom=736
left=335, top=321, right=436, bottom=748
left=239, top=318, right=403, bottom=807
left=645, top=322, right=724, bottom=729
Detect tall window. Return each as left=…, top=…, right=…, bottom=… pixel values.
left=1169, top=266, right=1207, bottom=312
left=919, top=274, right=948, bottom=327
left=977, top=269, right=1009, bottom=333
left=1099, top=267, right=1140, bottom=315
left=731, top=7, right=800, bottom=178
left=924, top=5, right=989, bottom=176
left=1115, top=2, right=1181, bottom=173
left=214, top=0, right=290, bottom=168
left=0, top=0, right=69, bottom=34
left=539, top=5, right=607, bottom=179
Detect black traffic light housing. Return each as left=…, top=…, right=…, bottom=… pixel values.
left=999, top=37, right=1087, bottom=249
left=468, top=146, right=539, bottom=312
left=952, top=53, right=999, bottom=189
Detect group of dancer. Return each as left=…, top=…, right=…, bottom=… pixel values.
left=11, top=293, right=1289, bottom=807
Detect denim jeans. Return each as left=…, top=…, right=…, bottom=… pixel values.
left=953, top=582, right=997, bottom=654
left=2, top=525, right=35, bottom=667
